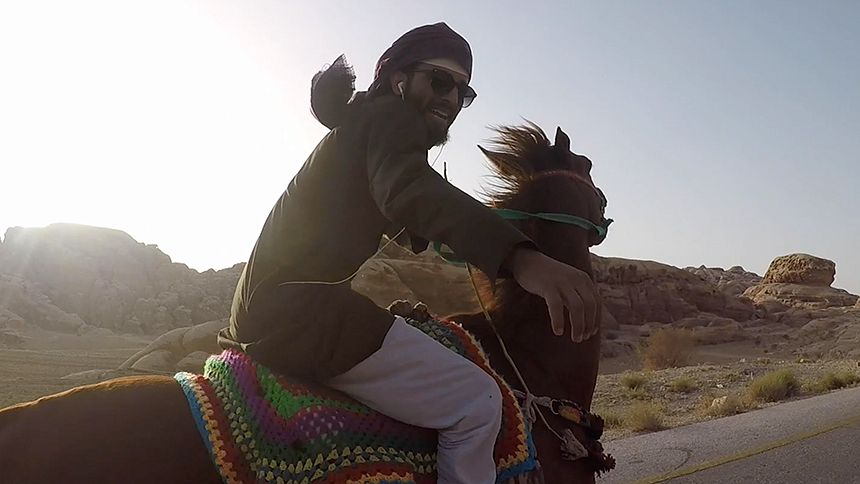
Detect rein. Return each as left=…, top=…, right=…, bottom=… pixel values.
left=465, top=263, right=591, bottom=462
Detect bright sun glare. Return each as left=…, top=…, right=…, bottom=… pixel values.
left=1, top=0, right=314, bottom=271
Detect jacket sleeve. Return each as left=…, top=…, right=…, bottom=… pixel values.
left=365, top=101, right=536, bottom=288
left=384, top=224, right=430, bottom=255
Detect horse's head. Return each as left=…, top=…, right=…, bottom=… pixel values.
left=478, top=122, right=611, bottom=269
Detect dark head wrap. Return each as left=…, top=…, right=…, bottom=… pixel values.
left=368, top=22, right=472, bottom=95
left=310, top=22, right=472, bottom=130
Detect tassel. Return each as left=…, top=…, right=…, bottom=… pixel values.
left=559, top=429, right=588, bottom=461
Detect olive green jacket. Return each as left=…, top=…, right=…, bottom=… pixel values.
left=217, top=94, right=534, bottom=381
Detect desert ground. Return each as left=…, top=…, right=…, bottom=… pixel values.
left=0, top=330, right=150, bottom=408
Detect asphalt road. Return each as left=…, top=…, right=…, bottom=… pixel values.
left=599, top=386, right=860, bottom=484
left=664, top=420, right=860, bottom=484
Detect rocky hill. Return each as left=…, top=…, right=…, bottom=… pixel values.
left=0, top=224, right=242, bottom=336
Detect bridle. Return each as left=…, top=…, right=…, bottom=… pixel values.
left=529, top=168, right=607, bottom=208
left=525, top=168, right=612, bottom=242
left=434, top=168, right=613, bottom=263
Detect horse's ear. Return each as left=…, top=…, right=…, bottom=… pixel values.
left=479, top=145, right=529, bottom=179
left=478, top=145, right=497, bottom=162
left=553, top=127, right=571, bottom=154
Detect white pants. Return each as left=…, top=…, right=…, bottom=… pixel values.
left=327, top=317, right=502, bottom=484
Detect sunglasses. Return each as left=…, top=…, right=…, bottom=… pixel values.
left=413, top=67, right=477, bottom=108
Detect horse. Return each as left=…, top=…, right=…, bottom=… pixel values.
left=0, top=122, right=613, bottom=484
left=446, top=123, right=613, bottom=484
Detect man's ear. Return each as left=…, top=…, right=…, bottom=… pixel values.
left=389, top=72, right=408, bottom=96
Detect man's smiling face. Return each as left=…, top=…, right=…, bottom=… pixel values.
left=393, top=59, right=475, bottom=147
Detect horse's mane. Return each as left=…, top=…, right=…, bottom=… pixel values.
left=477, top=121, right=554, bottom=208
left=469, top=121, right=556, bottom=318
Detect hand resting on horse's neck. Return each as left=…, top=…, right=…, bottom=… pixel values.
left=502, top=245, right=601, bottom=343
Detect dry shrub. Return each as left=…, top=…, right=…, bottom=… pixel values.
left=625, top=402, right=665, bottom=432
left=638, top=327, right=696, bottom=370
left=747, top=368, right=800, bottom=403
left=668, top=376, right=697, bottom=393
left=805, top=370, right=860, bottom=393
left=592, top=407, right=624, bottom=429
left=619, top=371, right=648, bottom=390
left=618, top=372, right=650, bottom=399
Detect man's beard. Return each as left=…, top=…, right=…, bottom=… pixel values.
left=401, top=81, right=452, bottom=148
left=427, top=124, right=450, bottom=148
left=423, top=101, right=454, bottom=148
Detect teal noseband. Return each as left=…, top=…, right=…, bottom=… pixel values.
left=433, top=208, right=613, bottom=265
left=492, top=208, right=611, bottom=238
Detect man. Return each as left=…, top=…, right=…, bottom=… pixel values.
left=218, top=22, right=601, bottom=484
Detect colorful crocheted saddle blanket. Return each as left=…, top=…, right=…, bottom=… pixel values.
left=174, top=317, right=537, bottom=484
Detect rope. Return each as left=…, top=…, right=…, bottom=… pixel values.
left=512, top=390, right=556, bottom=427
left=465, top=263, right=563, bottom=442
left=277, top=226, right=406, bottom=287
left=466, top=264, right=591, bottom=462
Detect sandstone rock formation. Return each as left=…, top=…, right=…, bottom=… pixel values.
left=594, top=254, right=860, bottom=353
left=737, top=253, right=860, bottom=358
left=744, top=284, right=858, bottom=313
left=0, top=224, right=241, bottom=335
left=592, top=255, right=756, bottom=327
left=118, top=318, right=228, bottom=371
left=0, top=272, right=88, bottom=333
left=761, top=253, right=836, bottom=286
left=743, top=254, right=858, bottom=315
left=684, top=265, right=763, bottom=298
left=786, top=308, right=860, bottom=358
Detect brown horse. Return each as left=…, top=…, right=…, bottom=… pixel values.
left=447, top=123, right=612, bottom=484
left=0, top=122, right=611, bottom=484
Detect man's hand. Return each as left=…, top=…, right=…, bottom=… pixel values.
left=503, top=247, right=601, bottom=342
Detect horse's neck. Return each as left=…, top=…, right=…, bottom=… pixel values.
left=458, top=293, right=600, bottom=409
left=455, top=304, right=600, bottom=484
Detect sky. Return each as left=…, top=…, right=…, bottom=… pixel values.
left=1, top=0, right=857, bottom=293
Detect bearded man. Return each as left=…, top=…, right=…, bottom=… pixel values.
left=218, top=22, right=601, bottom=484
